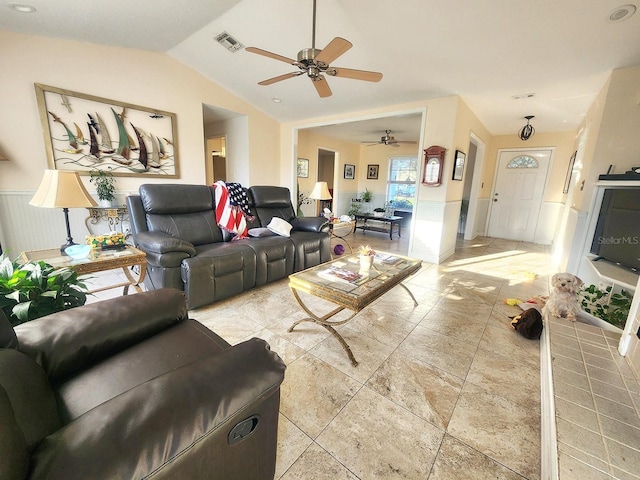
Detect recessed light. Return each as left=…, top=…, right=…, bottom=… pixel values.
left=272, top=97, right=282, bottom=103
left=8, top=3, right=37, bottom=13
left=609, top=4, right=636, bottom=21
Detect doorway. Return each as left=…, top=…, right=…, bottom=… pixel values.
left=487, top=148, right=552, bottom=242
left=205, top=136, right=226, bottom=185
left=317, top=149, right=336, bottom=215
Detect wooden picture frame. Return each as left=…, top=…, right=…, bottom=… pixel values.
left=563, top=151, right=577, bottom=194
left=34, top=83, right=179, bottom=178
left=452, top=150, right=466, bottom=181
left=344, top=164, right=355, bottom=180
left=367, top=164, right=379, bottom=180
left=297, top=158, right=309, bottom=178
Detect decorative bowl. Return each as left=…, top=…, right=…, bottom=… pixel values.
left=65, top=244, right=91, bottom=260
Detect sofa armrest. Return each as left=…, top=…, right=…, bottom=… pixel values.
left=28, top=338, right=286, bottom=480
left=290, top=216, right=329, bottom=233
left=135, top=230, right=197, bottom=256
left=15, top=289, right=188, bottom=383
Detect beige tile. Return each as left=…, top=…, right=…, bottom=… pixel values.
left=552, top=344, right=584, bottom=362
left=555, top=397, right=600, bottom=433
left=309, top=325, right=395, bottom=383
left=447, top=383, right=540, bottom=479
left=339, top=306, right=418, bottom=348
left=586, top=364, right=627, bottom=390
left=250, top=329, right=306, bottom=365
left=429, top=434, right=526, bottom=480
left=478, top=323, right=540, bottom=369
left=556, top=417, right=607, bottom=461
left=275, top=415, right=313, bottom=479
left=278, top=443, right=358, bottom=480
left=435, top=291, right=494, bottom=320
left=605, top=438, right=640, bottom=478
left=553, top=365, right=591, bottom=390
left=419, top=307, right=488, bottom=346
left=583, top=352, right=621, bottom=372
left=397, top=325, right=477, bottom=380
left=589, top=377, right=634, bottom=407
left=558, top=442, right=611, bottom=472
left=558, top=451, right=614, bottom=480
left=599, top=415, right=640, bottom=447
left=279, top=353, right=360, bottom=438
left=268, top=310, right=331, bottom=351
left=611, top=466, right=640, bottom=480
left=317, top=386, right=444, bottom=479
left=594, top=394, right=640, bottom=428
left=552, top=353, right=587, bottom=375
left=366, top=351, right=463, bottom=430
left=467, top=346, right=540, bottom=410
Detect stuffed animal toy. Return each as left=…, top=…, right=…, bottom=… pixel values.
left=510, top=308, right=543, bottom=339
left=543, top=272, right=583, bottom=321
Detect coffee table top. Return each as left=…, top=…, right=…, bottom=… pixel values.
left=21, top=246, right=145, bottom=275
left=289, top=251, right=422, bottom=311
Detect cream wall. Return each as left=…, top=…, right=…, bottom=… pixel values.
left=0, top=30, right=280, bottom=252
left=0, top=31, right=280, bottom=193
left=486, top=131, right=577, bottom=203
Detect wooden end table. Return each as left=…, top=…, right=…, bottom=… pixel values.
left=288, top=252, right=421, bottom=366
left=21, top=246, right=147, bottom=295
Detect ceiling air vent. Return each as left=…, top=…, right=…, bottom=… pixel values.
left=215, top=32, right=244, bottom=52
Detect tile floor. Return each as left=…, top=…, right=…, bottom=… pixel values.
left=89, top=234, right=547, bottom=478
left=85, top=232, right=639, bottom=479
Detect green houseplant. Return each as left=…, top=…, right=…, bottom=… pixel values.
left=578, top=284, right=633, bottom=329
left=90, top=169, right=116, bottom=206
left=0, top=254, right=88, bottom=327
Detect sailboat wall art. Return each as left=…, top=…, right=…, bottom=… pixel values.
left=35, top=84, right=179, bottom=178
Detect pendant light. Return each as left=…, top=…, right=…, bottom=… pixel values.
left=518, top=115, right=536, bottom=141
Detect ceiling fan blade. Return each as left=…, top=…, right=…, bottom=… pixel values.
left=312, top=75, right=332, bottom=98
left=258, top=72, right=303, bottom=86
left=315, top=37, right=352, bottom=65
left=327, top=67, right=383, bottom=82
left=395, top=140, right=418, bottom=144
left=245, top=47, right=298, bottom=65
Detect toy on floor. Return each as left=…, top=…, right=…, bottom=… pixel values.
left=334, top=244, right=345, bottom=255
left=510, top=308, right=543, bottom=339
left=543, top=272, right=583, bottom=321
left=503, top=298, right=522, bottom=306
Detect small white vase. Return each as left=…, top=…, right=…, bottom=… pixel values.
left=99, top=199, right=114, bottom=208
left=359, top=254, right=374, bottom=271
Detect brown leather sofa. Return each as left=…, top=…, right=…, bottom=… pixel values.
left=127, top=184, right=330, bottom=309
left=0, top=289, right=286, bottom=480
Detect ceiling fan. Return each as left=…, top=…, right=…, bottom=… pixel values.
left=363, top=130, right=417, bottom=147
left=245, top=0, right=382, bottom=98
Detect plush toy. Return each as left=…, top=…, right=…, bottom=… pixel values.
left=334, top=244, right=345, bottom=255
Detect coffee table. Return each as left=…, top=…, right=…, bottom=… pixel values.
left=20, top=246, right=147, bottom=295
left=354, top=214, right=403, bottom=240
left=288, top=252, right=422, bottom=366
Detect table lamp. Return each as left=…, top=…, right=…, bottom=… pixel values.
left=30, top=170, right=97, bottom=253
left=308, top=181, right=332, bottom=216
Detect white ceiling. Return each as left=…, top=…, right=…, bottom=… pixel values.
left=2, top=0, right=639, bottom=143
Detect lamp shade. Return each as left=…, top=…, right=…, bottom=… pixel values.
left=308, top=181, right=332, bottom=200
left=30, top=170, right=97, bottom=208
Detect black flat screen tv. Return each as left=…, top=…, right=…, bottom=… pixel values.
left=590, top=188, right=640, bottom=272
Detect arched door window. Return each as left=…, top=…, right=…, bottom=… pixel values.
left=507, top=155, right=539, bottom=169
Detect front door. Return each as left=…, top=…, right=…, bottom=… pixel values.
left=487, top=149, right=551, bottom=242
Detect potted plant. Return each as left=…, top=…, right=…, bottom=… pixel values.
left=373, top=207, right=386, bottom=217
left=578, top=284, right=633, bottom=330
left=361, top=189, right=373, bottom=203
left=358, top=244, right=375, bottom=271
left=90, top=169, right=116, bottom=207
left=0, top=254, right=88, bottom=327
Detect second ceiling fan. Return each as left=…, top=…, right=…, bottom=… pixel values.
left=245, top=0, right=383, bottom=98
left=363, top=130, right=417, bottom=147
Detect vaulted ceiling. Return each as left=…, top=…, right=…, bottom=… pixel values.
left=2, top=0, right=639, bottom=143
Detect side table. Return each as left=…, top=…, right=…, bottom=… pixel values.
left=21, top=246, right=147, bottom=295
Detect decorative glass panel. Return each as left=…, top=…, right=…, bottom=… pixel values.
left=507, top=155, right=538, bottom=168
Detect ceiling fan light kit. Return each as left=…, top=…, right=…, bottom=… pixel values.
left=245, top=0, right=382, bottom=98
left=363, top=129, right=417, bottom=147
left=518, top=115, right=536, bottom=141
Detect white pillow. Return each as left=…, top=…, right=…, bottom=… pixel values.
left=267, top=217, right=293, bottom=237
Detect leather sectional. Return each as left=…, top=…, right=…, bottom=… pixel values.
left=127, top=184, right=330, bottom=309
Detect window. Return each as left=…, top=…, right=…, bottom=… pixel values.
left=387, top=156, right=417, bottom=211
left=507, top=155, right=538, bottom=168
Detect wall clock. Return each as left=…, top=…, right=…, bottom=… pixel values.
left=422, top=145, right=446, bottom=186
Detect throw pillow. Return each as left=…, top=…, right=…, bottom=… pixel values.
left=267, top=217, right=293, bottom=237
left=248, top=228, right=275, bottom=238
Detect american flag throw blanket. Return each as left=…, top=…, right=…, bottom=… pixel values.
left=213, top=181, right=252, bottom=239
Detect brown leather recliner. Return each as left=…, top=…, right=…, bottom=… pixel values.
left=0, top=289, right=286, bottom=480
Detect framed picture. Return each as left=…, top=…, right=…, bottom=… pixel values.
left=344, top=164, right=355, bottom=180
left=563, top=151, right=577, bottom=194
left=452, top=150, right=466, bottom=181
left=297, top=158, right=309, bottom=178
left=367, top=164, right=379, bottom=180
left=34, top=83, right=179, bottom=178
